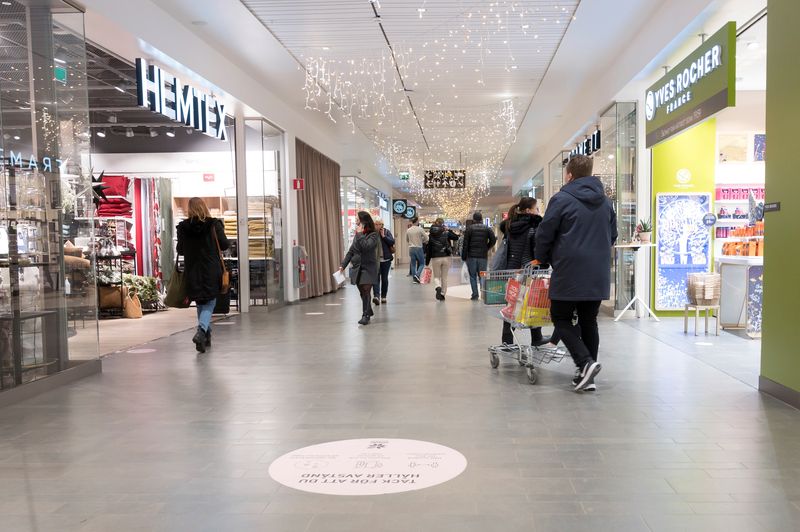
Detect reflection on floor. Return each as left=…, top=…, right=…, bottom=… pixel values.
left=0, top=269, right=797, bottom=532
left=68, top=307, right=235, bottom=360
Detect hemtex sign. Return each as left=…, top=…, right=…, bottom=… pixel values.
left=136, top=58, right=227, bottom=141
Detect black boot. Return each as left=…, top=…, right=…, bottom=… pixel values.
left=192, top=327, right=206, bottom=353
left=205, top=329, right=211, bottom=347
left=358, top=314, right=370, bottom=325
left=531, top=328, right=551, bottom=347
left=435, top=287, right=444, bottom=301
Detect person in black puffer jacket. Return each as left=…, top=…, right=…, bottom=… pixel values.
left=462, top=211, right=497, bottom=300
left=425, top=218, right=459, bottom=301
left=499, top=197, right=554, bottom=347
left=177, top=197, right=230, bottom=353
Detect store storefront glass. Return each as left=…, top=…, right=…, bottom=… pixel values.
left=1, top=1, right=97, bottom=390
left=547, top=151, right=569, bottom=203
left=341, top=176, right=387, bottom=250
left=245, top=118, right=285, bottom=307
left=593, top=102, right=638, bottom=311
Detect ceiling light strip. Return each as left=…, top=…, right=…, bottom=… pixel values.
left=370, top=1, right=429, bottom=151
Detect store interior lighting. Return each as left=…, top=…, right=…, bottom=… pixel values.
left=166, top=128, right=175, bottom=137
left=96, top=129, right=106, bottom=138
left=149, top=128, right=158, bottom=137
left=125, top=127, right=134, bottom=138
left=108, top=114, right=117, bottom=123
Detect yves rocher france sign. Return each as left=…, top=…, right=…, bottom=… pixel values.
left=644, top=22, right=736, bottom=148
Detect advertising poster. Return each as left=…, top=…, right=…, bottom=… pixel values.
left=747, top=265, right=763, bottom=337
left=655, top=193, right=712, bottom=310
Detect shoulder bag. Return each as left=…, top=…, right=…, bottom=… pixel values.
left=164, top=261, right=189, bottom=308
left=212, top=223, right=231, bottom=294
left=490, top=235, right=508, bottom=271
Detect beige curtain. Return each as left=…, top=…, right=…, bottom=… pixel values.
left=296, top=139, right=344, bottom=299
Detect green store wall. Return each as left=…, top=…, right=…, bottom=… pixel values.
left=651, top=119, right=717, bottom=316
left=760, top=0, right=800, bottom=398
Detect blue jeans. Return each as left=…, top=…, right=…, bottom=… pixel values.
left=196, top=299, right=216, bottom=333
left=409, top=247, right=425, bottom=278
left=374, top=260, right=392, bottom=298
left=466, top=257, right=488, bottom=298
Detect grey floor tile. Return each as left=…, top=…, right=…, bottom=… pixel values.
left=0, top=273, right=793, bottom=531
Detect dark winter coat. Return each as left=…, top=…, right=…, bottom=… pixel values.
left=461, top=223, right=497, bottom=260
left=534, top=176, right=618, bottom=301
left=342, top=231, right=381, bottom=286
left=425, top=225, right=458, bottom=264
left=503, top=213, right=542, bottom=269
left=176, top=217, right=230, bottom=302
left=379, top=229, right=396, bottom=261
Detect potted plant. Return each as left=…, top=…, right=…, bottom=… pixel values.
left=636, top=218, right=653, bottom=243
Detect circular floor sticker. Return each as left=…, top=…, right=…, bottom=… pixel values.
left=269, top=438, right=467, bottom=495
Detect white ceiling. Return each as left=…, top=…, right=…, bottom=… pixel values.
left=240, top=0, right=580, bottom=204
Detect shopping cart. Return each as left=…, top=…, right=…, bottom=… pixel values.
left=480, top=264, right=567, bottom=384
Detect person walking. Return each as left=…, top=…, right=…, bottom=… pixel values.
left=425, top=218, right=458, bottom=301
left=500, top=197, right=551, bottom=347
left=406, top=217, right=428, bottom=283
left=176, top=197, right=229, bottom=353
left=340, top=211, right=381, bottom=325
left=372, top=218, right=395, bottom=305
left=461, top=212, right=496, bottom=300
left=535, top=154, right=617, bottom=392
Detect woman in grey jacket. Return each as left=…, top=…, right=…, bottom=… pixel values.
left=341, top=211, right=381, bottom=325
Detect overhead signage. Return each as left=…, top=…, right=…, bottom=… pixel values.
left=423, top=170, right=465, bottom=189
left=136, top=58, right=228, bottom=141
left=392, top=199, right=407, bottom=215
left=645, top=22, right=736, bottom=148
left=569, top=128, right=601, bottom=158
left=405, top=206, right=417, bottom=219
left=399, top=170, right=410, bottom=181
left=54, top=66, right=67, bottom=86
left=268, top=439, right=468, bottom=496
left=1, top=149, right=66, bottom=172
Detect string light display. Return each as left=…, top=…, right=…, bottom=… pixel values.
left=288, top=0, right=580, bottom=218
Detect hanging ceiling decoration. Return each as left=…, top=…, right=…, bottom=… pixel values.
left=242, top=0, right=580, bottom=218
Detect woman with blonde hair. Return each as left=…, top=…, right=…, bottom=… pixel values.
left=177, top=197, right=229, bottom=352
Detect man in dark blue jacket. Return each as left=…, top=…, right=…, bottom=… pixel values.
left=461, top=212, right=497, bottom=300
left=535, top=155, right=617, bottom=392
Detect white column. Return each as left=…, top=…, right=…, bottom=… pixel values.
left=284, top=134, right=300, bottom=302
left=234, top=111, right=250, bottom=312
left=635, top=99, right=652, bottom=318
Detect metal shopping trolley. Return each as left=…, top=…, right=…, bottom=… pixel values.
left=481, top=265, right=567, bottom=384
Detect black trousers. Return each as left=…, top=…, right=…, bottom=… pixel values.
left=550, top=300, right=601, bottom=368
left=358, top=284, right=373, bottom=317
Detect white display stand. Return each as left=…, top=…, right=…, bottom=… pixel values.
left=614, top=243, right=659, bottom=322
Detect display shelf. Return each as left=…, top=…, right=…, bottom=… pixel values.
left=715, top=199, right=752, bottom=204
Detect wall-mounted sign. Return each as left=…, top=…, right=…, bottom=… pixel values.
left=645, top=22, right=736, bottom=148
left=399, top=170, right=410, bottom=181
left=405, top=206, right=417, bottom=219
left=292, top=178, right=305, bottom=190
left=1, top=149, right=66, bottom=172
left=203, top=173, right=215, bottom=183
left=423, top=170, right=465, bottom=189
left=570, top=128, right=601, bottom=158
left=136, top=58, right=228, bottom=141
left=268, top=439, right=468, bottom=496
left=379, top=197, right=388, bottom=210
left=763, top=202, right=780, bottom=213
left=702, top=213, right=717, bottom=227
left=54, top=66, right=67, bottom=86
left=392, top=199, right=407, bottom=215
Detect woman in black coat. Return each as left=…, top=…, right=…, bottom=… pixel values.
left=177, top=197, right=229, bottom=353
left=340, top=211, right=381, bottom=325
left=500, top=197, right=554, bottom=346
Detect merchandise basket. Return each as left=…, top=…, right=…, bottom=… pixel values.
left=480, top=265, right=567, bottom=384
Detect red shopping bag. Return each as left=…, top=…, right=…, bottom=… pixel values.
left=501, top=277, right=522, bottom=320
left=420, top=266, right=433, bottom=284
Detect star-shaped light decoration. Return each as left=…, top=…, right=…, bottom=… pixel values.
left=92, top=171, right=110, bottom=208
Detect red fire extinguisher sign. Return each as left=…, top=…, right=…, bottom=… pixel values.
left=293, top=179, right=305, bottom=190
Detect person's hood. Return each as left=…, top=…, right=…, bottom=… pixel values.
left=562, top=176, right=607, bottom=207
left=429, top=225, right=445, bottom=237
left=179, top=217, right=216, bottom=235
left=508, top=213, right=541, bottom=236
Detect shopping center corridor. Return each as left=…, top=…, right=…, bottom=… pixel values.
left=1, top=274, right=800, bottom=532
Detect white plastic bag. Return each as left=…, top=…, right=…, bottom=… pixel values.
left=460, top=262, right=470, bottom=284
left=332, top=270, right=346, bottom=285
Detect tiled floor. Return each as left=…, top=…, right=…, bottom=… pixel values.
left=1, top=269, right=799, bottom=532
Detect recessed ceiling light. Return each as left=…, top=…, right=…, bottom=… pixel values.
left=125, top=128, right=134, bottom=138
left=166, top=128, right=176, bottom=137
left=149, top=129, right=158, bottom=137
left=1, top=2, right=12, bottom=6
left=115, top=85, right=125, bottom=93
left=13, top=135, right=20, bottom=140
left=96, top=129, right=106, bottom=138
left=322, top=46, right=329, bottom=50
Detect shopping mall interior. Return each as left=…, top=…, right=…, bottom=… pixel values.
left=0, top=0, right=799, bottom=531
